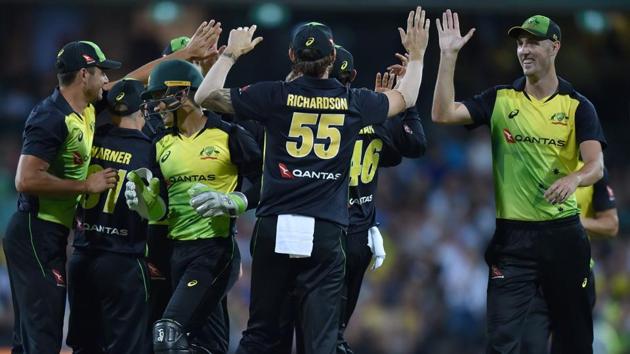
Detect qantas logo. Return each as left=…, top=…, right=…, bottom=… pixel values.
left=82, top=54, right=96, bottom=64
left=607, top=186, right=616, bottom=201
left=503, top=129, right=516, bottom=143
left=503, top=129, right=566, bottom=147
left=278, top=163, right=341, bottom=180
left=279, top=163, right=294, bottom=179
left=52, top=269, right=66, bottom=287
left=491, top=265, right=504, bottom=280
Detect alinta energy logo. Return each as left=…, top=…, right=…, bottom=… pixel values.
left=550, top=112, right=569, bottom=126
left=200, top=146, right=220, bottom=160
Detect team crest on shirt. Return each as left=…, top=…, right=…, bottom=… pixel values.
left=200, top=146, right=220, bottom=160
left=550, top=112, right=569, bottom=126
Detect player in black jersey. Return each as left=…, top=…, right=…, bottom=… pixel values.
left=335, top=46, right=427, bottom=353
left=275, top=46, right=427, bottom=354
left=67, top=79, right=163, bottom=354
left=194, top=8, right=429, bottom=354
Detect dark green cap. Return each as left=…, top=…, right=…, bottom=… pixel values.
left=56, top=41, right=121, bottom=73
left=141, top=59, right=203, bottom=99
left=107, top=79, right=144, bottom=116
left=508, top=15, right=561, bottom=42
left=162, top=36, right=191, bottom=56
left=331, top=45, right=354, bottom=81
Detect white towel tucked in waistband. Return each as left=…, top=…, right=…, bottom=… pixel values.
left=275, top=214, right=315, bottom=258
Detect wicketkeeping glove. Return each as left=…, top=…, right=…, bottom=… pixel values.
left=367, top=226, right=386, bottom=270
left=188, top=183, right=248, bottom=218
left=124, top=168, right=166, bottom=221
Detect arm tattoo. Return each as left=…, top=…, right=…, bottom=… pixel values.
left=201, top=88, right=235, bottom=114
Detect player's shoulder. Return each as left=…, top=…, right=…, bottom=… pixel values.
left=238, top=80, right=284, bottom=94
left=26, top=91, right=70, bottom=126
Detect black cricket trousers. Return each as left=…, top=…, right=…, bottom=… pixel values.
left=236, top=215, right=346, bottom=354
left=485, top=215, right=593, bottom=354
left=3, top=211, right=69, bottom=354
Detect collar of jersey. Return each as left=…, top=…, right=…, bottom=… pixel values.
left=175, top=111, right=231, bottom=140
left=51, top=87, right=78, bottom=117
left=97, top=123, right=151, bottom=141
left=292, top=75, right=345, bottom=89
left=512, top=76, right=573, bottom=103
left=511, top=76, right=573, bottom=95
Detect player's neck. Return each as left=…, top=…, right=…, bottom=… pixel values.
left=176, top=109, right=206, bottom=137
left=525, top=69, right=558, bottom=100
left=60, top=85, right=90, bottom=113
left=117, top=116, right=142, bottom=130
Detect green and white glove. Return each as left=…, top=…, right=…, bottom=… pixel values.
left=188, top=183, right=248, bottom=218
left=124, top=168, right=166, bottom=221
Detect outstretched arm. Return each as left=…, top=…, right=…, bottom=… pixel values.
left=195, top=25, right=263, bottom=112
left=431, top=9, right=476, bottom=125
left=105, top=20, right=222, bottom=90
left=383, top=6, right=430, bottom=118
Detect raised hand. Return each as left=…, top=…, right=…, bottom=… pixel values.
left=223, top=25, right=264, bottom=60
left=199, top=44, right=227, bottom=74
left=436, top=9, right=475, bottom=55
left=186, top=20, right=223, bottom=60
left=398, top=6, right=430, bottom=60
left=374, top=71, right=397, bottom=93
left=386, top=52, right=410, bottom=79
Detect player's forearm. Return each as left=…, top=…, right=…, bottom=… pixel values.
left=581, top=213, right=619, bottom=238
left=16, top=170, right=86, bottom=196
left=432, top=53, right=460, bottom=124
left=574, top=159, right=604, bottom=187
left=393, top=57, right=424, bottom=111
left=195, top=54, right=235, bottom=109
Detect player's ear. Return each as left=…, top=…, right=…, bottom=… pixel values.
left=288, top=48, right=296, bottom=63
left=350, top=69, right=358, bottom=83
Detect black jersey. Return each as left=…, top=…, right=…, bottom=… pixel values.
left=73, top=124, right=155, bottom=255
left=348, top=107, right=426, bottom=233
left=230, top=76, right=388, bottom=226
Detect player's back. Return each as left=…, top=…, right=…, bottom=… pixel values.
left=74, top=124, right=153, bottom=255
left=230, top=75, right=389, bottom=226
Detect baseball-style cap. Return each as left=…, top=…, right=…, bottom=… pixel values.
left=290, top=23, right=335, bottom=61
left=508, top=15, right=561, bottom=42
left=331, top=45, right=354, bottom=80
left=291, top=22, right=333, bottom=42
left=56, top=41, right=121, bottom=73
left=107, top=79, right=144, bottom=116
left=162, top=36, right=191, bottom=56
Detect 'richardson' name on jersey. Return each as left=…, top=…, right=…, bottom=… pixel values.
left=286, top=94, right=348, bottom=110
